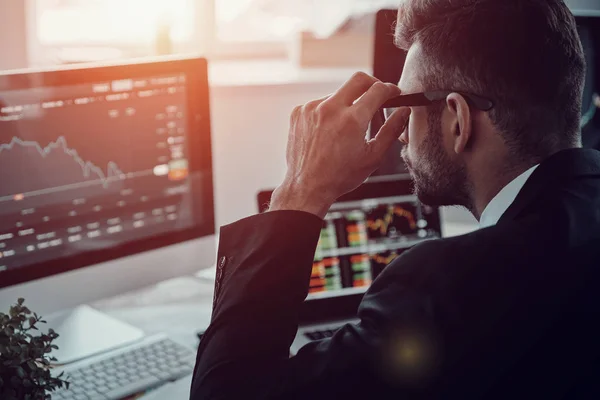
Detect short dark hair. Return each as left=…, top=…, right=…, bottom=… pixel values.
left=395, top=0, right=586, bottom=161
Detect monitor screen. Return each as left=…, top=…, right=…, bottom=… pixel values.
left=373, top=9, right=406, bottom=87
left=579, top=16, right=600, bottom=151
left=0, top=57, right=214, bottom=288
left=370, top=9, right=408, bottom=177
left=257, top=178, right=441, bottom=299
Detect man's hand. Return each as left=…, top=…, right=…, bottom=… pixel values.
left=270, top=72, right=411, bottom=218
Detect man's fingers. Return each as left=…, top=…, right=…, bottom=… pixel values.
left=369, top=107, right=411, bottom=157
left=353, top=82, right=401, bottom=121
left=305, top=93, right=334, bottom=110
left=291, top=94, right=333, bottom=124
left=329, top=72, right=379, bottom=106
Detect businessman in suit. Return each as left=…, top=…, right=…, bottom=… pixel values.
left=192, top=0, right=600, bottom=398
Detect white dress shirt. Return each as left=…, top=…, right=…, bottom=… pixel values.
left=479, top=164, right=540, bottom=228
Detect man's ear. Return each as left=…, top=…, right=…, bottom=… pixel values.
left=446, top=93, right=472, bottom=154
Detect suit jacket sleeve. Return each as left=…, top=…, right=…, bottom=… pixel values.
left=190, top=211, right=443, bottom=400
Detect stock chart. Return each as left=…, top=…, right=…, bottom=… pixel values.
left=309, top=197, right=439, bottom=294
left=0, top=74, right=195, bottom=272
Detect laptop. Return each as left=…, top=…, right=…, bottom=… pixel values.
left=257, top=176, right=442, bottom=354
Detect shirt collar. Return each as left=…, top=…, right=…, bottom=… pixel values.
left=479, top=164, right=540, bottom=228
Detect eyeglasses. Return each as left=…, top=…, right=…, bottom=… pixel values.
left=379, top=90, right=495, bottom=121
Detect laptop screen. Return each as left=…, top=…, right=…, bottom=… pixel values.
left=257, top=177, right=442, bottom=300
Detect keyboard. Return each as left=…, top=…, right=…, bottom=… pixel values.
left=52, top=334, right=196, bottom=400
left=303, top=328, right=336, bottom=341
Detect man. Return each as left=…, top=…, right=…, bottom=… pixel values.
left=192, top=0, right=600, bottom=398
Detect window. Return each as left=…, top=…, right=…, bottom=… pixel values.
left=214, top=0, right=401, bottom=42
left=215, top=0, right=305, bottom=42
left=29, top=0, right=402, bottom=64
left=36, top=0, right=196, bottom=46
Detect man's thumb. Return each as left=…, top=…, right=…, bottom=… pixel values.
left=370, top=107, right=411, bottom=157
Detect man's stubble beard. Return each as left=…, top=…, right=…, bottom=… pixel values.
left=401, top=110, right=472, bottom=210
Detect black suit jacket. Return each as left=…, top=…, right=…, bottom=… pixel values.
left=191, top=149, right=600, bottom=399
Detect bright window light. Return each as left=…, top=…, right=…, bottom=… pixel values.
left=36, top=0, right=195, bottom=45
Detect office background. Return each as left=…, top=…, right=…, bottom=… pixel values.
left=1, top=0, right=597, bottom=230
left=1, top=1, right=599, bottom=398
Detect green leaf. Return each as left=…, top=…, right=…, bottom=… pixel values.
left=0, top=298, right=70, bottom=396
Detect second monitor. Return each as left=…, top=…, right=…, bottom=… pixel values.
left=258, top=177, right=441, bottom=299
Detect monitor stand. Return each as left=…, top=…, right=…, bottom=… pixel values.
left=45, top=305, right=145, bottom=365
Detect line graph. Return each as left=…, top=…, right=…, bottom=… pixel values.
left=367, top=205, right=417, bottom=236
left=0, top=169, right=154, bottom=203
left=371, top=252, right=399, bottom=265
left=0, top=136, right=125, bottom=187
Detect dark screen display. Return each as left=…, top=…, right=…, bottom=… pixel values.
left=0, top=60, right=213, bottom=281
left=371, top=10, right=408, bottom=177
left=257, top=178, right=442, bottom=298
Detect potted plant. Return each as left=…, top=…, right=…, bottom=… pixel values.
left=0, top=298, right=69, bottom=400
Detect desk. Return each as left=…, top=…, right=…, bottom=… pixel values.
left=90, top=275, right=215, bottom=399
left=86, top=220, right=478, bottom=399
left=90, top=220, right=476, bottom=350
left=93, top=276, right=215, bottom=350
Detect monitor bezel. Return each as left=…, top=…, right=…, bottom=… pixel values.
left=0, top=56, right=215, bottom=288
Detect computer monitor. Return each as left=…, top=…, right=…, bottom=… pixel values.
left=0, top=56, right=216, bottom=316
left=579, top=15, right=600, bottom=150
left=370, top=9, right=409, bottom=177
left=258, top=176, right=441, bottom=302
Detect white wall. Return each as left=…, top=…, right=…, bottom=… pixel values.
left=0, top=0, right=28, bottom=70
left=210, top=79, right=346, bottom=227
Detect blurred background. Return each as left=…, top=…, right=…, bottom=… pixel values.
left=2, top=0, right=598, bottom=230
left=2, top=0, right=403, bottom=69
